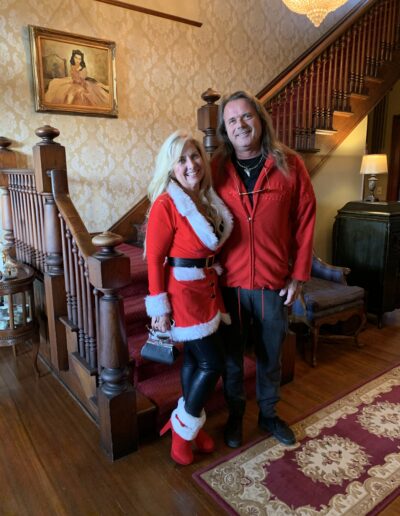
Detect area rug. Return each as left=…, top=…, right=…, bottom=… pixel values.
left=193, top=365, right=400, bottom=515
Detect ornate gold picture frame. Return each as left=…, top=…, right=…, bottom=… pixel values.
left=29, top=25, right=118, bottom=117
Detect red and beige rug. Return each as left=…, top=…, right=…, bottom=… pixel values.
left=194, top=365, right=400, bottom=515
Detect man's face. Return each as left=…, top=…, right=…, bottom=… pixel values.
left=223, top=98, right=263, bottom=158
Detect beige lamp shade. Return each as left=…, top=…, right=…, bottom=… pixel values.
left=359, top=154, right=388, bottom=175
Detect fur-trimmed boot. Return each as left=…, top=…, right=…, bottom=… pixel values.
left=176, top=398, right=214, bottom=454
left=160, top=397, right=205, bottom=465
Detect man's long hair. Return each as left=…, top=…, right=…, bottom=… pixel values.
left=216, top=90, right=293, bottom=176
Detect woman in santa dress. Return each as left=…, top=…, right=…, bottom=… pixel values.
left=44, top=49, right=110, bottom=107
left=145, top=130, right=233, bottom=465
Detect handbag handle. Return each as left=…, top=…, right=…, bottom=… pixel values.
left=147, top=320, right=175, bottom=340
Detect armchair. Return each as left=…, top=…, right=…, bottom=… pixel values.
left=291, top=254, right=366, bottom=366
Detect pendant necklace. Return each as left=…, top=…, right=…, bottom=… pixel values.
left=236, top=154, right=264, bottom=177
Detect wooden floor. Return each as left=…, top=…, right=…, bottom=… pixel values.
left=1, top=312, right=400, bottom=516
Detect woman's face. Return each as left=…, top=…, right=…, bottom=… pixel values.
left=172, top=142, right=205, bottom=192
left=73, top=53, right=82, bottom=65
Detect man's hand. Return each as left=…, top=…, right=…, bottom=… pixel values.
left=151, top=315, right=171, bottom=332
left=279, top=279, right=303, bottom=306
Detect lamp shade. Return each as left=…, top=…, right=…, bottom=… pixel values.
left=359, top=154, right=388, bottom=175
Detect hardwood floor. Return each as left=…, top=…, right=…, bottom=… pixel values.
left=1, top=311, right=400, bottom=515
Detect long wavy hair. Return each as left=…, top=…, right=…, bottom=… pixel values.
left=215, top=90, right=294, bottom=176
left=147, top=130, right=223, bottom=238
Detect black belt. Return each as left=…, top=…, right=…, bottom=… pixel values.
left=168, top=256, right=215, bottom=268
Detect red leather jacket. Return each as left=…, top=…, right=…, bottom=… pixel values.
left=212, top=153, right=316, bottom=290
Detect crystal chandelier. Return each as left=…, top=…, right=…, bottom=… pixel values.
left=282, top=0, right=349, bottom=27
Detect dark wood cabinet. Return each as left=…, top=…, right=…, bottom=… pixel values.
left=332, top=201, right=400, bottom=327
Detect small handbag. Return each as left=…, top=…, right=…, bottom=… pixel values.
left=140, top=327, right=179, bottom=365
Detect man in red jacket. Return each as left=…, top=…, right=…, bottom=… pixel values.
left=212, top=90, right=316, bottom=448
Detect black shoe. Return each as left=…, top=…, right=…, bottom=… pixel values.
left=258, top=414, right=296, bottom=445
left=224, top=415, right=243, bottom=448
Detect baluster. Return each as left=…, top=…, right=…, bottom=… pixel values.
left=354, top=21, right=363, bottom=94
left=313, top=56, right=322, bottom=131
left=387, top=0, right=396, bottom=60
left=307, top=64, right=315, bottom=149
left=320, top=53, right=327, bottom=129
left=359, top=16, right=368, bottom=92
left=78, top=253, right=90, bottom=363
left=60, top=218, right=72, bottom=322
left=85, top=266, right=97, bottom=370
left=380, top=0, right=389, bottom=63
left=324, top=47, right=333, bottom=131
left=288, top=81, right=295, bottom=148
left=343, top=32, right=351, bottom=112
left=197, top=88, right=221, bottom=157
left=332, top=41, right=340, bottom=111
left=89, top=231, right=137, bottom=460
left=295, top=76, right=302, bottom=149
left=301, top=69, right=309, bottom=149
left=365, top=11, right=373, bottom=77
left=27, top=175, right=39, bottom=269
left=349, top=25, right=357, bottom=93
left=281, top=89, right=287, bottom=146
left=66, top=229, right=78, bottom=326
left=275, top=93, right=281, bottom=141
left=72, top=239, right=85, bottom=358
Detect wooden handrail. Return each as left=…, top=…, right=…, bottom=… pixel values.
left=258, top=0, right=375, bottom=103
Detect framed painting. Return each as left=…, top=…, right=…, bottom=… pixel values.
left=29, top=25, right=118, bottom=117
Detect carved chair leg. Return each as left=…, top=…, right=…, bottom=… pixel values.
left=311, top=326, right=320, bottom=367
left=354, top=313, right=367, bottom=348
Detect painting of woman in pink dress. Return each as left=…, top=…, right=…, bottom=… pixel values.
left=44, top=49, right=110, bottom=107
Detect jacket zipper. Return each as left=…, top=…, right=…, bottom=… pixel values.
left=248, top=215, right=254, bottom=288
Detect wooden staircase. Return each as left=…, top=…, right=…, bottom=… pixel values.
left=1, top=0, right=399, bottom=461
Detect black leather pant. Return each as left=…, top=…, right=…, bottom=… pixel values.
left=181, top=333, right=224, bottom=417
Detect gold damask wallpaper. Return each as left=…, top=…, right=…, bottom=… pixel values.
left=0, top=0, right=360, bottom=232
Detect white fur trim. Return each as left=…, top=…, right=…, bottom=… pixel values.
left=208, top=188, right=234, bottom=247
left=171, top=311, right=228, bottom=342
left=166, top=182, right=233, bottom=252
left=212, top=262, right=223, bottom=276
left=173, top=266, right=206, bottom=281
left=171, top=400, right=206, bottom=440
left=145, top=292, right=171, bottom=317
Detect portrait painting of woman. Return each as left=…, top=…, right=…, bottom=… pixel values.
left=29, top=26, right=117, bottom=117
left=44, top=49, right=110, bottom=107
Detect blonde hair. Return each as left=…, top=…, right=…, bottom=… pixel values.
left=147, top=130, right=223, bottom=235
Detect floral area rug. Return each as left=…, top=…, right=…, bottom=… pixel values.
left=193, top=365, right=400, bottom=515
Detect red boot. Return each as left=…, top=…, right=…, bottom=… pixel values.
left=160, top=419, right=193, bottom=466
left=195, top=429, right=215, bottom=453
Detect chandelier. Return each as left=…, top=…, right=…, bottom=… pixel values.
left=282, top=0, right=349, bottom=27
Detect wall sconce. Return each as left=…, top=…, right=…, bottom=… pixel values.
left=359, top=154, right=388, bottom=202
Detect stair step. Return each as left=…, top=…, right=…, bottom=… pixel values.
left=334, top=110, right=354, bottom=117
left=137, top=390, right=158, bottom=439
left=297, top=147, right=320, bottom=154
left=315, top=128, right=337, bottom=136
left=350, top=92, right=369, bottom=100
left=364, top=75, right=384, bottom=83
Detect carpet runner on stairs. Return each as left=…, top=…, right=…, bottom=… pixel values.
left=116, top=242, right=256, bottom=428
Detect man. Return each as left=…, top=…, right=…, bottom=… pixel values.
left=212, top=91, right=316, bottom=448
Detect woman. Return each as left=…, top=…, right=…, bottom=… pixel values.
left=45, top=49, right=110, bottom=107
left=145, top=130, right=233, bottom=465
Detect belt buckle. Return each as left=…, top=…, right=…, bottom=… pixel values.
left=205, top=255, right=214, bottom=268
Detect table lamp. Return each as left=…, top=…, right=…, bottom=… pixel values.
left=359, top=154, right=388, bottom=202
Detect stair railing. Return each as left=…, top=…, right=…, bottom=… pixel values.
left=198, top=0, right=400, bottom=173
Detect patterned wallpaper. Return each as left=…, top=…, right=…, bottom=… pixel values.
left=0, top=0, right=360, bottom=232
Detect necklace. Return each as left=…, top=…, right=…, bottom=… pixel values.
left=235, top=154, right=264, bottom=177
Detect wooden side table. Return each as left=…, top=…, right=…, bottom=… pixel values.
left=0, top=264, right=40, bottom=376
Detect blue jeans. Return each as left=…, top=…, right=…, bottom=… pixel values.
left=219, top=287, right=288, bottom=418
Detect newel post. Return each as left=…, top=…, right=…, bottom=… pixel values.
left=33, top=125, right=68, bottom=370
left=88, top=231, right=137, bottom=460
left=197, top=88, right=221, bottom=157
left=0, top=137, right=16, bottom=256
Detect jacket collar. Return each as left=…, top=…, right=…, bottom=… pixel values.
left=167, top=181, right=233, bottom=251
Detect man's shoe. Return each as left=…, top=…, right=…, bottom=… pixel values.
left=258, top=414, right=296, bottom=445
left=224, top=415, right=243, bottom=448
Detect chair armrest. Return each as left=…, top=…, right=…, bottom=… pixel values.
left=311, top=254, right=350, bottom=285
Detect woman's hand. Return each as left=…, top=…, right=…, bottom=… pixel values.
left=151, top=315, right=171, bottom=333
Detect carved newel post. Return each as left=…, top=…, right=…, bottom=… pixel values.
left=89, top=231, right=137, bottom=460
left=33, top=125, right=68, bottom=370
left=197, top=88, right=221, bottom=157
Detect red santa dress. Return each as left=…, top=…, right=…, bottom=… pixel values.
left=145, top=180, right=233, bottom=342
